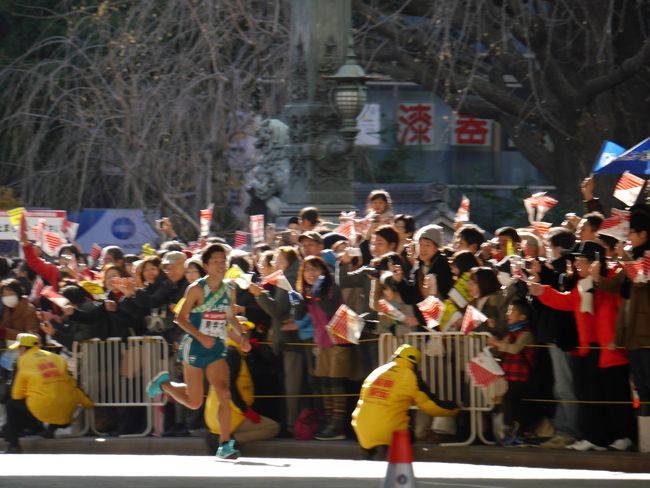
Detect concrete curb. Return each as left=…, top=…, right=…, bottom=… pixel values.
left=6, top=437, right=648, bottom=473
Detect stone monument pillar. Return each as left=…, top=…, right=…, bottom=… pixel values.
left=281, top=0, right=356, bottom=221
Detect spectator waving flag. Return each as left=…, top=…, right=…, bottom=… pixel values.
left=531, top=221, right=553, bottom=237
left=378, top=299, right=407, bottom=322
left=61, top=219, right=79, bottom=242
left=43, top=231, right=64, bottom=255
left=333, top=220, right=355, bottom=239
left=89, top=243, right=102, bottom=263
left=599, top=208, right=630, bottom=241
left=200, top=204, right=214, bottom=237
left=326, top=304, right=365, bottom=345
left=620, top=251, right=650, bottom=283
left=416, top=295, right=445, bottom=330
left=467, top=347, right=505, bottom=388
left=233, top=230, right=248, bottom=249
left=461, top=305, right=488, bottom=335
left=455, top=195, right=470, bottom=222
left=224, top=264, right=253, bottom=289
left=41, top=286, right=70, bottom=308
left=523, top=192, right=558, bottom=223
left=261, top=269, right=293, bottom=291
left=613, top=171, right=645, bottom=206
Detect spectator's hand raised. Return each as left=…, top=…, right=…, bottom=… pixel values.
left=388, top=262, right=403, bottom=283
left=423, top=273, right=437, bottom=296
left=581, top=175, right=595, bottom=201
left=590, top=260, right=601, bottom=282
left=40, top=321, right=55, bottom=336
left=248, top=282, right=263, bottom=297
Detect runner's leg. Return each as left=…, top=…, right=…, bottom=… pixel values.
left=161, top=363, right=205, bottom=410
left=206, top=358, right=231, bottom=442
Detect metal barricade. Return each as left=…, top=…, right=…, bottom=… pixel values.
left=72, top=336, right=168, bottom=437
left=379, top=331, right=495, bottom=446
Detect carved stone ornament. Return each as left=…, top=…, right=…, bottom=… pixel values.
left=246, top=119, right=291, bottom=219
left=317, top=36, right=340, bottom=103
left=289, top=40, right=308, bottom=102
left=313, top=132, right=351, bottom=184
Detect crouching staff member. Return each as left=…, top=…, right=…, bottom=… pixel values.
left=204, top=318, right=280, bottom=447
left=351, top=344, right=460, bottom=460
left=3, top=333, right=93, bottom=454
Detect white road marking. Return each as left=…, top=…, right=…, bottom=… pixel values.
left=0, top=455, right=648, bottom=481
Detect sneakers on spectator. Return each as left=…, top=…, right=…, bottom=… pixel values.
left=566, top=439, right=606, bottom=451
left=146, top=371, right=170, bottom=398
left=539, top=433, right=575, bottom=449
left=608, top=438, right=634, bottom=452
left=216, top=439, right=240, bottom=460
left=314, top=424, right=345, bottom=441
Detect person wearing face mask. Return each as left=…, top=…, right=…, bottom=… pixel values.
left=0, top=279, right=40, bottom=343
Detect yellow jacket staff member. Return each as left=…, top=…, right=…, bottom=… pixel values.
left=351, top=344, right=460, bottom=458
left=3, top=333, right=93, bottom=453
left=204, top=321, right=279, bottom=445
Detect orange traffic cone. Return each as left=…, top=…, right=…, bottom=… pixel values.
left=382, top=430, right=416, bottom=487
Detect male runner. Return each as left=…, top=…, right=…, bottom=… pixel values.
left=147, top=243, right=249, bottom=459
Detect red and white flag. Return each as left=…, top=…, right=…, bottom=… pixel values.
left=621, top=251, right=650, bottom=283
left=260, top=269, right=293, bottom=292
left=89, top=243, right=102, bottom=263
left=41, top=286, right=70, bottom=308
left=531, top=221, right=553, bottom=237
left=613, top=171, right=645, bottom=207
left=333, top=220, right=355, bottom=239
left=187, top=241, right=202, bottom=253
left=455, top=195, right=470, bottom=222
left=599, top=208, right=630, bottom=240
left=61, top=219, right=79, bottom=242
left=416, top=295, right=445, bottom=330
left=199, top=204, right=214, bottom=237
left=233, top=231, right=248, bottom=249
left=31, top=225, right=41, bottom=241
left=43, top=231, right=64, bottom=255
left=523, top=192, right=558, bottom=223
left=378, top=299, right=407, bottom=322
left=249, top=214, right=265, bottom=244
left=326, top=304, right=365, bottom=345
left=460, top=305, right=488, bottom=335
left=467, top=347, right=504, bottom=388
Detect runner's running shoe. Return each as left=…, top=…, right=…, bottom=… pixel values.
left=216, top=439, right=240, bottom=460
left=146, top=371, right=170, bottom=398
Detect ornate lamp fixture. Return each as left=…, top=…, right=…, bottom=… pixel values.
left=323, top=32, right=373, bottom=142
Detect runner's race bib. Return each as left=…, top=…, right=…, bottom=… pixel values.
left=200, top=311, right=227, bottom=339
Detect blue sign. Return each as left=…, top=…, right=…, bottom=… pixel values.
left=111, top=217, right=136, bottom=240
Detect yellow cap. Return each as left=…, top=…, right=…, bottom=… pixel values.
left=393, top=344, right=420, bottom=365
left=9, top=333, right=40, bottom=350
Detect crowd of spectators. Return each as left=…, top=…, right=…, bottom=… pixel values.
left=1, top=179, right=650, bottom=453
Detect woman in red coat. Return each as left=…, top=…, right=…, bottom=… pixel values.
left=529, top=241, right=634, bottom=451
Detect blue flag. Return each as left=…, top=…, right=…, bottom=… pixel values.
left=592, top=140, right=625, bottom=173
left=608, top=136, right=650, bottom=175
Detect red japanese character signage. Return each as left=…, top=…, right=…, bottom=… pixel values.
left=398, top=103, right=434, bottom=145
left=451, top=113, right=493, bottom=146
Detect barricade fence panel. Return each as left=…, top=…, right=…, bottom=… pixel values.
left=72, top=336, right=168, bottom=437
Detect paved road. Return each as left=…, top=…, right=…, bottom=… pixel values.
left=1, top=455, right=649, bottom=488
